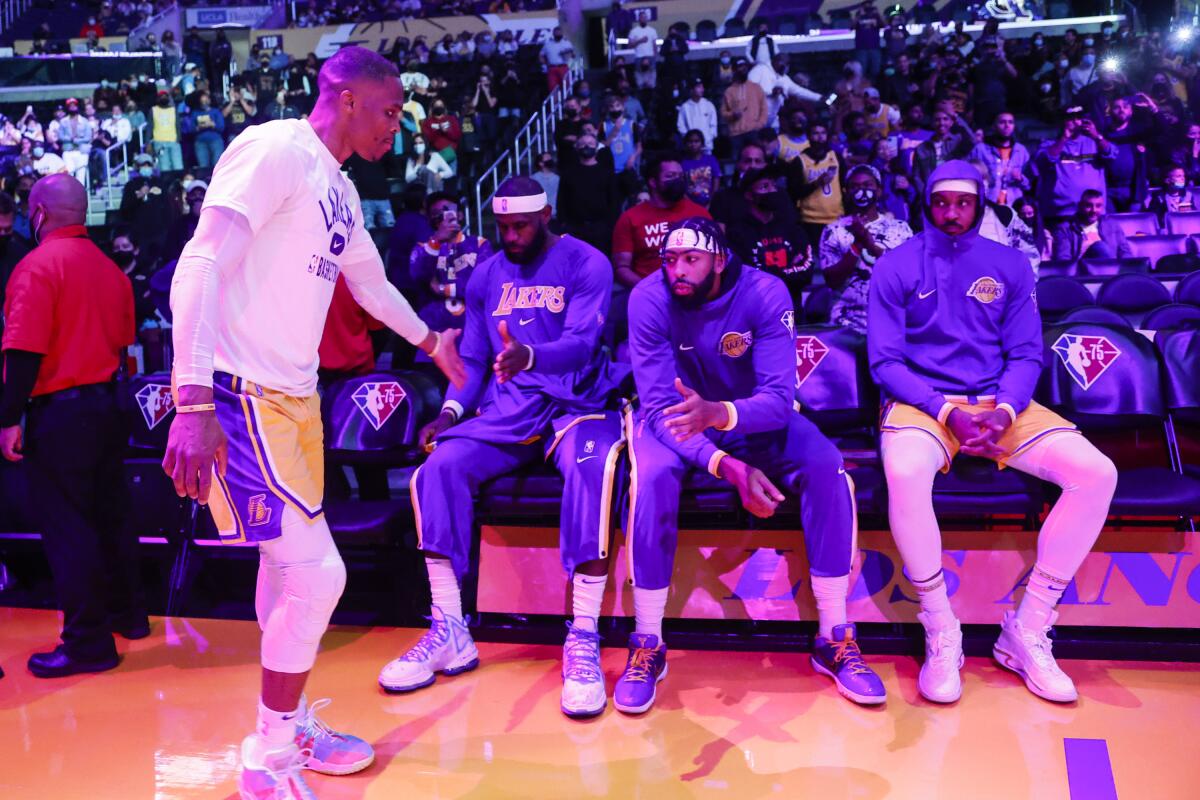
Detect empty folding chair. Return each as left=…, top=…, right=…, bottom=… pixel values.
left=1107, top=212, right=1160, bottom=238
left=1059, top=306, right=1132, bottom=328
left=1126, top=234, right=1189, bottom=269
left=1176, top=271, right=1200, bottom=305
left=1038, top=259, right=1078, bottom=278
left=1143, top=303, right=1200, bottom=331
left=1036, top=276, right=1094, bottom=322
left=1156, top=251, right=1200, bottom=275
left=722, top=18, right=746, bottom=37
left=695, top=19, right=718, bottom=41
left=1095, top=273, right=1173, bottom=327
left=1080, top=257, right=1150, bottom=277
left=1166, top=211, right=1200, bottom=236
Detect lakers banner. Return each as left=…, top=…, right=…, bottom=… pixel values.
left=254, top=12, right=559, bottom=60
left=478, top=526, right=1200, bottom=627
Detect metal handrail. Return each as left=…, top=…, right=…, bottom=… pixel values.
left=0, top=0, right=32, bottom=36
left=470, top=64, right=581, bottom=237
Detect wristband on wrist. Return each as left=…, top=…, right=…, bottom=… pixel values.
left=428, top=330, right=442, bottom=358
left=176, top=403, right=216, bottom=414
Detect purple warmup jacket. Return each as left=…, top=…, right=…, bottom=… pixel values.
left=867, top=159, right=1043, bottom=420
left=628, top=261, right=797, bottom=473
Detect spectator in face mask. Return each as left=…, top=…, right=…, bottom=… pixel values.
left=119, top=153, right=171, bottom=261
left=820, top=164, right=913, bottom=333
left=532, top=152, right=560, bottom=216
left=421, top=100, right=462, bottom=167
left=405, top=133, right=454, bottom=192
left=1067, top=47, right=1098, bottom=99
left=31, top=142, right=67, bottom=177
left=727, top=166, right=813, bottom=300
left=109, top=228, right=156, bottom=323
left=1145, top=165, right=1197, bottom=222
left=164, top=179, right=206, bottom=263
left=558, top=133, right=621, bottom=253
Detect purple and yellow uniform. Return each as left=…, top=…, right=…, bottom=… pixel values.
left=626, top=259, right=857, bottom=589
left=868, top=159, right=1077, bottom=469
left=412, top=235, right=627, bottom=578
left=408, top=232, right=493, bottom=333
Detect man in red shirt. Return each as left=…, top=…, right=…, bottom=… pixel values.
left=612, top=152, right=711, bottom=288
left=0, top=173, right=144, bottom=679
left=421, top=100, right=462, bottom=167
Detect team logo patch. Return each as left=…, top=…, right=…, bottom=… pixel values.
left=780, top=310, right=795, bottom=333
left=584, top=439, right=595, bottom=454
left=719, top=331, right=753, bottom=358
left=247, top=494, right=273, bottom=527
left=966, top=277, right=1005, bottom=304
left=795, top=336, right=830, bottom=387
left=329, top=232, right=346, bottom=256
left=1052, top=333, right=1122, bottom=390
left=351, top=381, right=408, bottom=431
left=135, top=383, right=175, bottom=430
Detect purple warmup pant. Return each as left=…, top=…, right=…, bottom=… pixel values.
left=412, top=411, right=625, bottom=579
left=626, top=411, right=857, bottom=590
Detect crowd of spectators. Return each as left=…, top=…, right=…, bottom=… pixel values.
left=289, top=0, right=555, bottom=27
left=4, top=4, right=1200, bottom=360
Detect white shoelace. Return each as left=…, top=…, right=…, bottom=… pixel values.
left=1021, top=627, right=1063, bottom=672
left=564, top=626, right=603, bottom=684
left=402, top=617, right=449, bottom=663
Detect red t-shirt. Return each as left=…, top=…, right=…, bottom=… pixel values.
left=3, top=225, right=134, bottom=396
left=612, top=199, right=712, bottom=279
left=318, top=275, right=383, bottom=375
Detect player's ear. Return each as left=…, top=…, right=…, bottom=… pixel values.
left=340, top=88, right=355, bottom=112
left=713, top=252, right=727, bottom=275
left=541, top=205, right=552, bottom=224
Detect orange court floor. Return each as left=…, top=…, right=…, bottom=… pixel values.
left=1, top=606, right=1198, bottom=800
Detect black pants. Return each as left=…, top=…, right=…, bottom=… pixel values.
left=25, top=386, right=143, bottom=660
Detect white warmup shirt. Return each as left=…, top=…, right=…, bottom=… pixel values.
left=173, top=118, right=428, bottom=396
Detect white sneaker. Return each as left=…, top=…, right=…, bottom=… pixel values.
left=993, top=610, right=1078, bottom=703
left=378, top=605, right=479, bottom=693
left=561, top=622, right=607, bottom=718
left=238, top=737, right=316, bottom=800
left=917, top=611, right=964, bottom=704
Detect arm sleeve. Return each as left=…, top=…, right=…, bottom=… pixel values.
left=628, top=286, right=721, bottom=473
left=0, top=350, right=42, bottom=427
left=867, top=253, right=948, bottom=419
left=340, top=243, right=430, bottom=348
left=995, top=259, right=1043, bottom=415
left=527, top=250, right=612, bottom=374
left=443, top=262, right=491, bottom=416
left=728, top=279, right=795, bottom=433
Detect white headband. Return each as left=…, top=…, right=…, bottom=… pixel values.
left=931, top=178, right=978, bottom=196
left=493, top=192, right=548, bottom=214
left=663, top=227, right=719, bottom=253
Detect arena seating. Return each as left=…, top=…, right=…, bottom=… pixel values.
left=1095, top=273, right=1174, bottom=327
left=1079, top=256, right=1150, bottom=276
left=1037, top=275, right=1096, bottom=321
left=1109, top=212, right=1162, bottom=238
left=1127, top=234, right=1190, bottom=266
left=1143, top=303, right=1200, bottom=331
left=1059, top=305, right=1132, bottom=327
left=1178, top=272, right=1200, bottom=305
left=1166, top=212, right=1200, bottom=236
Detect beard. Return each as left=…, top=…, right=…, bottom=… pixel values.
left=504, top=219, right=549, bottom=265
left=666, top=268, right=717, bottom=308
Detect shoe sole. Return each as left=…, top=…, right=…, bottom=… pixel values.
left=305, top=751, right=376, bottom=776
left=561, top=699, right=607, bottom=719
left=379, top=655, right=480, bottom=694
left=810, top=656, right=886, bottom=706
left=992, top=645, right=1078, bottom=703
left=614, top=663, right=669, bottom=715
left=918, top=653, right=965, bottom=704
left=28, top=658, right=119, bottom=679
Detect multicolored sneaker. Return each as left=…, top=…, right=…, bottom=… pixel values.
left=993, top=610, right=1078, bottom=703
left=917, top=610, right=964, bottom=704
left=561, top=622, right=606, bottom=718
left=295, top=697, right=375, bottom=775
left=238, top=738, right=316, bottom=800
left=811, top=623, right=887, bottom=705
left=378, top=606, right=479, bottom=693
left=613, top=633, right=668, bottom=715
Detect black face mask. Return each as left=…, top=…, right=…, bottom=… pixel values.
left=432, top=106, right=446, bottom=115
left=577, top=146, right=597, bottom=159
left=112, top=250, right=135, bottom=268
left=848, top=187, right=878, bottom=209
left=752, top=191, right=776, bottom=209
left=158, top=98, right=170, bottom=107
left=659, top=178, right=687, bottom=203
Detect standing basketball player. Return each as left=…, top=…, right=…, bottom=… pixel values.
left=164, top=47, right=465, bottom=799
left=378, top=177, right=627, bottom=720
left=869, top=160, right=1117, bottom=704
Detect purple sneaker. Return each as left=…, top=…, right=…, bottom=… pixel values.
left=613, top=633, right=668, bottom=715
left=295, top=697, right=375, bottom=775
left=811, top=624, right=887, bottom=706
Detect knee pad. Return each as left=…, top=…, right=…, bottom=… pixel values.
left=276, top=549, right=347, bottom=647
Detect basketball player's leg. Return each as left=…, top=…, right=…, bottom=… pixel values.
left=995, top=430, right=1116, bottom=701
left=378, top=436, right=537, bottom=693
left=613, top=414, right=686, bottom=715
left=881, top=423, right=965, bottom=703
left=550, top=411, right=626, bottom=718
left=745, top=413, right=884, bottom=705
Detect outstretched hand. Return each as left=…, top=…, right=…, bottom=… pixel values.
left=493, top=320, right=532, bottom=383
left=664, top=378, right=729, bottom=442
left=431, top=328, right=466, bottom=389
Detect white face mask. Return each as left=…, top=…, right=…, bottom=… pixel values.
left=414, top=143, right=426, bottom=154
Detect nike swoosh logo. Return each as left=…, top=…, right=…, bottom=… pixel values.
left=576, top=456, right=597, bottom=464
left=838, top=468, right=846, bottom=475
left=519, top=318, right=535, bottom=326
left=918, top=288, right=936, bottom=300
left=679, top=344, right=694, bottom=351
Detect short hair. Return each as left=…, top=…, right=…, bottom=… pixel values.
left=738, top=166, right=779, bottom=193
left=495, top=175, right=546, bottom=199
left=1081, top=189, right=1104, bottom=203
left=402, top=181, right=427, bottom=212
left=737, top=142, right=765, bottom=161
left=318, top=46, right=400, bottom=94
left=807, top=119, right=829, bottom=134
left=645, top=151, right=683, bottom=183
left=0, top=191, right=15, bottom=216
left=683, top=128, right=705, bottom=142
left=109, top=224, right=136, bottom=245
left=664, top=216, right=730, bottom=259
left=426, top=191, right=458, bottom=210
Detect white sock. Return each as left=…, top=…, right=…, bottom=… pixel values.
left=909, top=569, right=957, bottom=628
left=572, top=573, right=607, bottom=632
left=426, top=557, right=462, bottom=621
left=810, top=574, right=849, bottom=639
left=1016, top=562, right=1070, bottom=630
left=633, top=586, right=669, bottom=642
left=256, top=695, right=301, bottom=749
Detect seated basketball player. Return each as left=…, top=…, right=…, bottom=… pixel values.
left=868, top=159, right=1118, bottom=704
left=378, top=177, right=626, bottom=720
left=621, top=217, right=884, bottom=714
